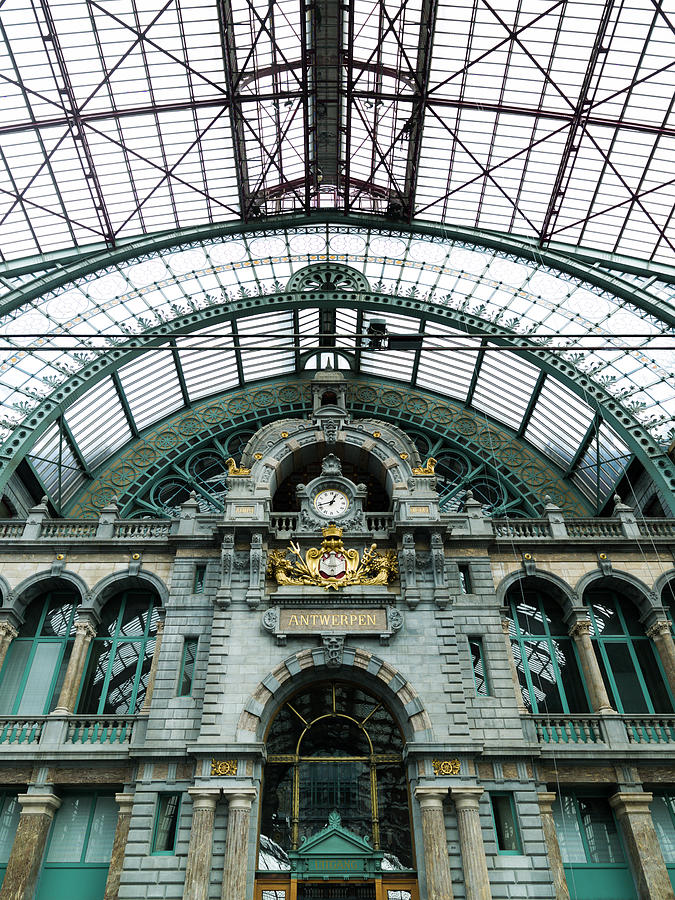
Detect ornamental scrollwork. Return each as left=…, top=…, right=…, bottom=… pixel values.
left=266, top=525, right=398, bottom=591
left=432, top=759, right=461, bottom=776
left=211, top=759, right=238, bottom=776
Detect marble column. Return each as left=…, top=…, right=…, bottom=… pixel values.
left=0, top=621, right=18, bottom=673
left=221, top=789, right=256, bottom=900
left=184, top=789, right=220, bottom=900
left=538, top=792, right=570, bottom=900
left=451, top=787, right=492, bottom=900
left=53, top=619, right=97, bottom=714
left=609, top=791, right=675, bottom=900
left=141, top=616, right=165, bottom=714
left=103, top=793, right=135, bottom=900
left=0, top=792, right=61, bottom=900
left=501, top=617, right=528, bottom=713
left=568, top=619, right=614, bottom=714
left=647, top=621, right=675, bottom=698
left=414, top=786, right=454, bottom=900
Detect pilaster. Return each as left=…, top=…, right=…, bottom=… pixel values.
left=451, top=786, right=492, bottom=900
left=184, top=789, right=220, bottom=900
left=103, top=793, right=134, bottom=900
left=0, top=792, right=61, bottom=900
left=415, top=786, right=454, bottom=900
left=609, top=791, right=675, bottom=900
left=221, top=789, right=257, bottom=900
left=538, top=792, right=570, bottom=900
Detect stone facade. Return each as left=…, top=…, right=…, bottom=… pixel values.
left=0, top=402, right=673, bottom=900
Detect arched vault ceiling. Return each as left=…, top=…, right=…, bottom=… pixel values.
left=1, top=0, right=675, bottom=263
left=0, top=222, right=673, bottom=512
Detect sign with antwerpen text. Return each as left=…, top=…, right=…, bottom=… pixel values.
left=279, top=608, right=387, bottom=633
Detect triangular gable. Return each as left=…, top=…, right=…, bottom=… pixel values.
left=288, top=811, right=384, bottom=878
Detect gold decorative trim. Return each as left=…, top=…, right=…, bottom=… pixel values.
left=211, top=759, right=238, bottom=776
left=412, top=457, right=437, bottom=475
left=267, top=525, right=398, bottom=591
left=225, top=458, right=251, bottom=476
left=432, top=759, right=461, bottom=776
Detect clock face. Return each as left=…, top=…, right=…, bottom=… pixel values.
left=314, top=489, right=350, bottom=518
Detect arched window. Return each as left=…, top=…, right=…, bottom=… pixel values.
left=0, top=591, right=78, bottom=715
left=78, top=591, right=159, bottom=715
left=259, top=681, right=413, bottom=872
left=507, top=588, right=589, bottom=714
left=586, top=588, right=672, bottom=714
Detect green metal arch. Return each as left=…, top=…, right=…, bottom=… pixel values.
left=2, top=289, right=673, bottom=504
left=66, top=377, right=592, bottom=518
left=1, top=213, right=674, bottom=326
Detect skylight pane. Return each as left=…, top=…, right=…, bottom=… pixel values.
left=64, top=377, right=132, bottom=470
left=117, top=349, right=185, bottom=431
left=237, top=311, right=295, bottom=381
left=178, top=323, right=239, bottom=401
left=415, top=323, right=478, bottom=400
left=524, top=377, right=595, bottom=470
left=472, top=350, right=540, bottom=430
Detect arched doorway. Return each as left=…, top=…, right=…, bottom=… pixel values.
left=255, top=680, right=419, bottom=900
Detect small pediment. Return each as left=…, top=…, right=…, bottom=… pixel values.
left=288, top=811, right=384, bottom=877
left=295, top=812, right=375, bottom=858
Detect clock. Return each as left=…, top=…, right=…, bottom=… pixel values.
left=313, top=489, right=350, bottom=518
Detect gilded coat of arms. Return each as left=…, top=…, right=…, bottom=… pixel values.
left=267, top=525, right=398, bottom=591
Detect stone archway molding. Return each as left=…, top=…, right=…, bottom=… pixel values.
left=236, top=645, right=433, bottom=744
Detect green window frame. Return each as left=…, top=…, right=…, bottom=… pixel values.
left=78, top=591, right=160, bottom=716
left=0, top=592, right=77, bottom=716
left=468, top=637, right=489, bottom=696
left=0, top=792, right=20, bottom=888
left=178, top=637, right=198, bottom=697
left=650, top=793, right=675, bottom=888
left=457, top=564, right=472, bottom=594
left=36, top=792, right=117, bottom=900
left=490, top=793, right=522, bottom=854
left=151, top=793, right=181, bottom=855
left=508, top=590, right=590, bottom=714
left=587, top=590, right=673, bottom=714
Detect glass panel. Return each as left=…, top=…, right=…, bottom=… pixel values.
left=0, top=797, right=20, bottom=864
left=0, top=642, right=31, bottom=714
left=469, top=639, right=488, bottom=697
left=119, top=595, right=152, bottom=637
left=152, top=795, right=180, bottom=853
left=556, top=640, right=590, bottom=714
left=603, top=643, right=649, bottom=714
left=553, top=796, right=586, bottom=864
left=634, top=641, right=672, bottom=714
left=259, top=764, right=293, bottom=870
left=84, top=796, right=117, bottom=863
left=262, top=892, right=287, bottom=900
left=300, top=718, right=369, bottom=758
left=46, top=796, right=91, bottom=863
left=578, top=798, right=624, bottom=865
left=179, top=639, right=198, bottom=697
left=298, top=760, right=370, bottom=843
left=46, top=643, right=72, bottom=714
left=17, top=643, right=62, bottom=715
left=377, top=763, right=413, bottom=870
left=103, top=641, right=142, bottom=715
left=652, top=796, right=675, bottom=864
left=521, top=641, right=564, bottom=714
left=492, top=795, right=520, bottom=852
left=40, top=598, right=76, bottom=637
left=79, top=641, right=113, bottom=714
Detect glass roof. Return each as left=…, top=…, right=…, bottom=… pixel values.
left=0, top=222, right=672, bottom=511
left=1, top=0, right=675, bottom=262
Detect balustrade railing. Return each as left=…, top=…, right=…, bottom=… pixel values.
left=269, top=514, right=298, bottom=534
left=66, top=716, right=135, bottom=744
left=112, top=522, right=171, bottom=539
left=40, top=521, right=98, bottom=539
left=0, top=717, right=44, bottom=744
left=0, top=522, right=24, bottom=539
left=565, top=519, right=624, bottom=538
left=533, top=715, right=604, bottom=744
left=493, top=519, right=552, bottom=539
left=624, top=717, right=675, bottom=744
left=365, top=514, right=393, bottom=533
left=638, top=519, right=675, bottom=538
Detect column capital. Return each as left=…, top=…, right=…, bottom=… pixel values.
left=450, top=786, right=484, bottom=810
left=414, top=785, right=449, bottom=809
left=114, top=792, right=135, bottom=815
left=188, top=788, right=221, bottom=811
left=17, top=793, right=61, bottom=818
left=500, top=617, right=511, bottom=635
left=609, top=791, right=654, bottom=818
left=569, top=618, right=593, bottom=639
left=537, top=792, right=558, bottom=815
left=222, top=788, right=256, bottom=810
left=74, top=620, right=97, bottom=640
left=647, top=620, right=672, bottom=640
left=0, top=621, right=18, bottom=641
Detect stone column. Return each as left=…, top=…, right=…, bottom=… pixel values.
left=53, top=619, right=97, bottom=714
left=221, top=789, right=256, bottom=900
left=538, top=792, right=570, bottom=900
left=501, top=617, right=528, bottom=713
left=184, top=789, right=220, bottom=900
left=414, top=786, right=454, bottom=900
left=0, top=792, right=61, bottom=900
left=141, top=616, right=165, bottom=714
left=646, top=621, right=675, bottom=698
left=451, top=786, right=492, bottom=900
left=609, top=792, right=675, bottom=900
left=0, top=621, right=18, bottom=673
left=568, top=619, right=614, bottom=714
left=103, top=793, right=134, bottom=900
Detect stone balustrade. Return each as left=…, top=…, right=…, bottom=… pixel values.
left=2, top=507, right=673, bottom=544
left=0, top=715, right=137, bottom=749
left=530, top=714, right=675, bottom=749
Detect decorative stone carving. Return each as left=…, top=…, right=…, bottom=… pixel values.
left=432, top=759, right=461, bottom=776
left=399, top=532, right=419, bottom=608
left=262, top=608, right=279, bottom=633
left=217, top=533, right=235, bottom=606
left=322, top=634, right=345, bottom=669
left=246, top=533, right=264, bottom=609
left=323, top=419, right=339, bottom=443
left=211, top=759, right=238, bottom=776
left=321, top=453, right=342, bottom=476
